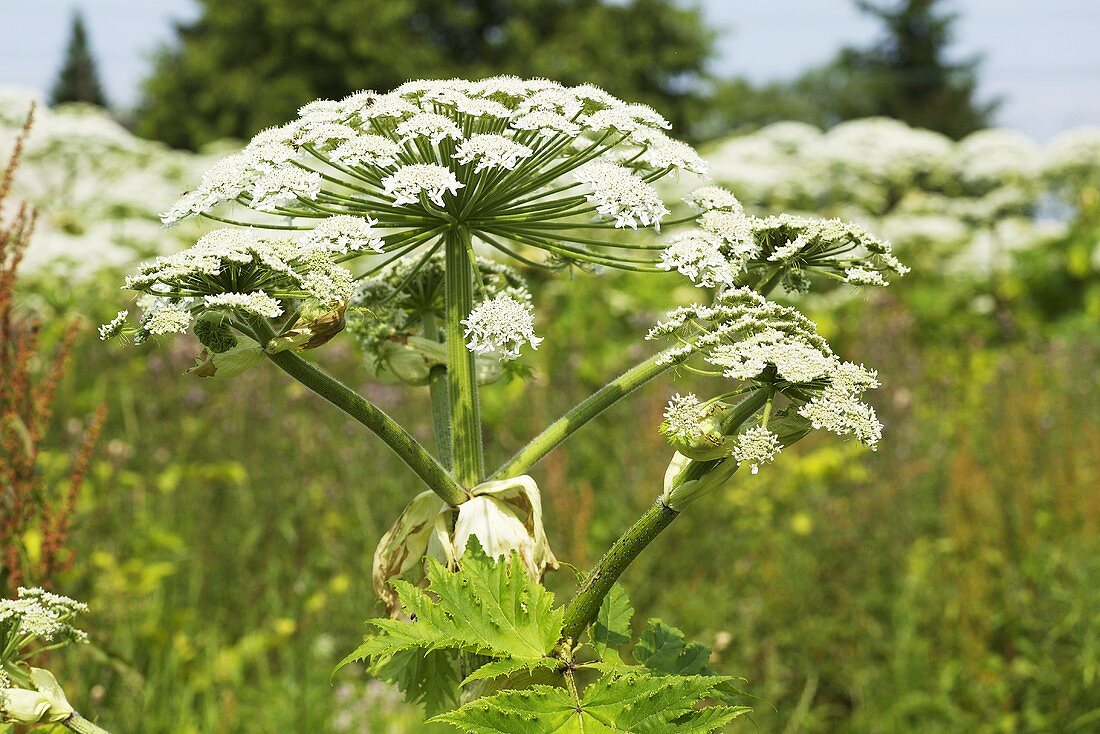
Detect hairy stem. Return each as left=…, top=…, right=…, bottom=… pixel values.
left=421, top=313, right=452, bottom=468
left=65, top=714, right=112, bottom=734
left=445, top=227, right=484, bottom=487
left=559, top=499, right=680, bottom=643
left=492, top=350, right=673, bottom=479
left=251, top=318, right=467, bottom=506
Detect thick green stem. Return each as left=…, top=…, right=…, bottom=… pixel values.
left=65, top=713, right=112, bottom=734
left=492, top=350, right=673, bottom=479
left=445, top=227, right=484, bottom=487
left=421, top=313, right=452, bottom=468
left=251, top=319, right=467, bottom=506
left=560, top=499, right=680, bottom=643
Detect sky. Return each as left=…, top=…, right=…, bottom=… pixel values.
left=4, top=0, right=1099, bottom=140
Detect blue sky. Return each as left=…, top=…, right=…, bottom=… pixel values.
left=5, top=0, right=1100, bottom=139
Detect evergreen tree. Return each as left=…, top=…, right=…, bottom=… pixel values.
left=135, top=0, right=715, bottom=150
left=809, top=0, right=997, bottom=137
left=50, top=11, right=108, bottom=107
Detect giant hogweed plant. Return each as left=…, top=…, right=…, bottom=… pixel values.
left=97, top=77, right=905, bottom=732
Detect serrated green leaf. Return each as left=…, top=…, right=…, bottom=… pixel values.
left=433, top=670, right=738, bottom=733
left=461, top=657, right=562, bottom=686
left=426, top=542, right=563, bottom=660
left=670, top=706, right=752, bottom=732
left=375, top=649, right=460, bottom=716
left=636, top=619, right=712, bottom=676
left=340, top=539, right=565, bottom=711
left=634, top=620, right=748, bottom=707
left=590, top=583, right=633, bottom=660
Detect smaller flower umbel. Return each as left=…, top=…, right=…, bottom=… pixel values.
left=649, top=286, right=885, bottom=507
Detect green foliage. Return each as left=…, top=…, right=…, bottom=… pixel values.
left=340, top=543, right=745, bottom=730
left=49, top=12, right=108, bottom=108
left=340, top=541, right=563, bottom=672
left=135, top=0, right=715, bottom=149
left=805, top=0, right=996, bottom=137
left=433, top=673, right=747, bottom=733
left=705, top=0, right=996, bottom=139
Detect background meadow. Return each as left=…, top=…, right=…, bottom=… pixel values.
left=3, top=1, right=1100, bottom=732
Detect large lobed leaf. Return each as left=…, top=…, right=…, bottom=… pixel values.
left=337, top=541, right=564, bottom=685
left=431, top=670, right=748, bottom=733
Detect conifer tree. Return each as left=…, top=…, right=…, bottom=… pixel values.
left=50, top=11, right=108, bottom=107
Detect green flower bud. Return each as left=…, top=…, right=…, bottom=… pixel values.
left=660, top=452, right=740, bottom=511
left=186, top=335, right=265, bottom=379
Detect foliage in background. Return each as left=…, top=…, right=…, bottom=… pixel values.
left=49, top=12, right=108, bottom=109
left=701, top=0, right=994, bottom=139
left=135, top=0, right=715, bottom=149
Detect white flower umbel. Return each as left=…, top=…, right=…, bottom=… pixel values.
left=98, top=310, right=128, bottom=341
left=573, top=161, right=669, bottom=230
left=658, top=232, right=735, bottom=287
left=684, top=186, right=744, bottom=213
left=660, top=201, right=908, bottom=294
left=661, top=393, right=706, bottom=444
left=648, top=287, right=885, bottom=452
left=133, top=78, right=712, bottom=357
left=453, top=134, right=534, bottom=173
left=329, top=134, right=402, bottom=168
left=462, top=293, right=543, bottom=360
left=395, top=112, right=465, bottom=146
left=382, top=164, right=465, bottom=207
left=203, top=292, right=284, bottom=318
left=732, top=425, right=782, bottom=474
left=300, top=215, right=384, bottom=254
left=0, top=588, right=88, bottom=643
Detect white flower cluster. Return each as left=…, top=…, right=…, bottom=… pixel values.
left=300, top=215, right=384, bottom=254
left=381, top=163, right=465, bottom=207
left=462, top=294, right=543, bottom=360
left=573, top=161, right=670, bottom=230
left=98, top=310, right=129, bottom=340
left=203, top=291, right=284, bottom=318
left=659, top=188, right=907, bottom=293
left=732, top=425, right=782, bottom=474
left=160, top=77, right=697, bottom=243
left=661, top=393, right=707, bottom=443
left=0, top=588, right=88, bottom=643
left=453, top=134, right=534, bottom=173
left=649, top=287, right=884, bottom=456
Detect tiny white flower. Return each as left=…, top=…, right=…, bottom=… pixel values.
left=453, top=134, right=534, bottom=173
left=732, top=425, right=782, bottom=474
left=98, top=310, right=128, bottom=340
left=381, top=164, right=465, bottom=207
left=462, top=294, right=543, bottom=360
left=302, top=215, right=384, bottom=254
left=203, top=292, right=284, bottom=318
left=395, top=112, right=465, bottom=145
left=573, top=160, right=669, bottom=230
